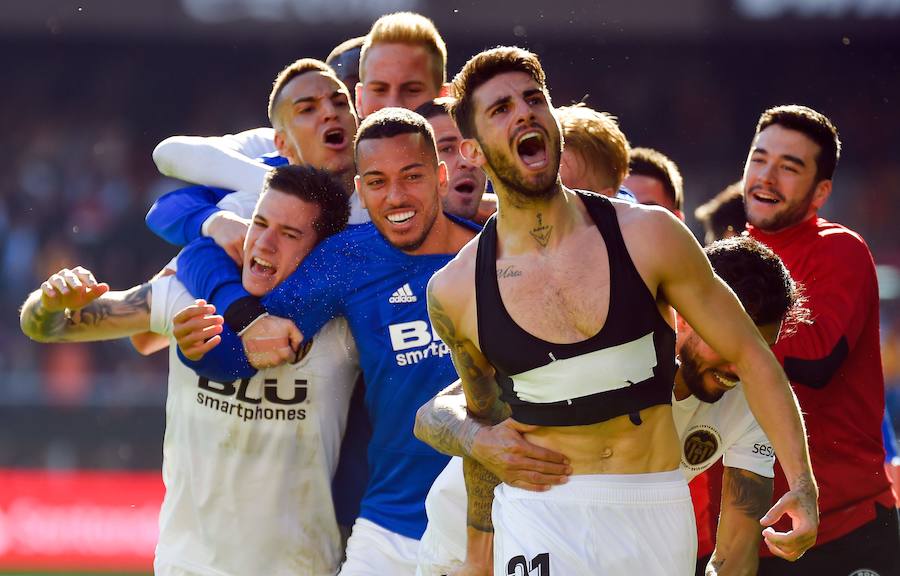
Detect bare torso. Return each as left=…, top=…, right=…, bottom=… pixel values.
left=463, top=194, right=680, bottom=475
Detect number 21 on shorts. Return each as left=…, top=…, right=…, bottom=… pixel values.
left=507, top=552, right=549, bottom=576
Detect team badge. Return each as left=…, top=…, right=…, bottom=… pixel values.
left=682, top=425, right=721, bottom=471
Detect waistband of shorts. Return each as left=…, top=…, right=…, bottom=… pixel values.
left=497, top=469, right=689, bottom=505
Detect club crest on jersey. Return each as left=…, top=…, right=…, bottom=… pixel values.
left=849, top=571, right=881, bottom=576
left=682, top=425, right=721, bottom=471
left=389, top=283, right=418, bottom=304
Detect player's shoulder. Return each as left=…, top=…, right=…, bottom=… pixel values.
left=814, top=218, right=871, bottom=255
left=428, top=239, right=478, bottom=310
left=317, top=223, right=377, bottom=255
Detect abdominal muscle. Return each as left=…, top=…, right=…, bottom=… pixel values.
left=522, top=404, right=681, bottom=475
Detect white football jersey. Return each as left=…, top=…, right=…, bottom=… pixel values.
left=416, top=386, right=774, bottom=574
left=150, top=276, right=359, bottom=576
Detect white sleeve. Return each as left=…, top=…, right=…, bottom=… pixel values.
left=149, top=276, right=198, bottom=337
left=152, top=127, right=276, bottom=193
left=216, top=190, right=260, bottom=220
left=220, top=127, right=278, bottom=159
left=722, top=394, right=776, bottom=478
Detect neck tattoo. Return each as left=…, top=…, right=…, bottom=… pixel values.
left=529, top=213, right=553, bottom=247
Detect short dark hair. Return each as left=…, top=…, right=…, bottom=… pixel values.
left=450, top=46, right=547, bottom=139
left=268, top=58, right=342, bottom=125
left=756, top=104, right=841, bottom=182
left=628, top=147, right=683, bottom=211
left=414, top=96, right=456, bottom=121
left=354, top=107, right=437, bottom=165
left=694, top=182, right=746, bottom=245
left=705, top=236, right=809, bottom=334
left=263, top=165, right=350, bottom=241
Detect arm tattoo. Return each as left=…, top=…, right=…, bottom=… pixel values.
left=68, top=284, right=151, bottom=328
left=426, top=283, right=497, bottom=415
left=464, top=457, right=501, bottom=533
left=23, top=301, right=69, bottom=341
left=529, top=213, right=553, bottom=247
left=21, top=284, right=151, bottom=342
left=722, top=467, right=774, bottom=519
left=415, top=388, right=484, bottom=457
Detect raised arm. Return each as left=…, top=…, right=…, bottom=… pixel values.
left=20, top=267, right=150, bottom=343
left=145, top=185, right=234, bottom=246
left=706, top=467, right=773, bottom=576
left=643, top=209, right=817, bottom=559
left=152, top=128, right=276, bottom=193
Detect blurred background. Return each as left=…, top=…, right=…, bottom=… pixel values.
left=1, top=0, right=898, bottom=572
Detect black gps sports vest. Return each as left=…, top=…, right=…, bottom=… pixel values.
left=475, top=192, right=675, bottom=426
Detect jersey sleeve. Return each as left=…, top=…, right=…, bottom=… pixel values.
left=152, top=128, right=275, bottom=193
left=146, top=186, right=234, bottom=245
left=722, top=419, right=775, bottom=478
left=149, top=275, right=187, bottom=336
left=261, top=237, right=352, bottom=339
left=175, top=238, right=251, bottom=314
left=176, top=323, right=257, bottom=381
left=774, top=232, right=877, bottom=389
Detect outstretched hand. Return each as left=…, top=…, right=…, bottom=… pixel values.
left=470, top=417, right=571, bottom=491
left=759, top=483, right=819, bottom=561
left=40, top=266, right=110, bottom=312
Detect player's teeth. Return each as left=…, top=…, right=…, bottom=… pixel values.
left=387, top=211, right=414, bottom=223
left=254, top=257, right=274, bottom=268
left=714, top=373, right=738, bottom=388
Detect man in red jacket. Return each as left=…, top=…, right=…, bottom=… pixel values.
left=744, top=104, right=899, bottom=575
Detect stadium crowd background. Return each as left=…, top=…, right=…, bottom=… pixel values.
left=1, top=0, right=898, bottom=489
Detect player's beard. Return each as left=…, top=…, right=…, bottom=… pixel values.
left=389, top=199, right=440, bottom=253
left=479, top=132, right=561, bottom=204
left=745, top=182, right=816, bottom=232
left=678, top=341, right=727, bottom=404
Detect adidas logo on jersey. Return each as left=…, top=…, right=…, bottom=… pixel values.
left=389, top=283, right=418, bottom=304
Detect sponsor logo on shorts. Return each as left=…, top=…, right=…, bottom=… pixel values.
left=682, top=425, right=721, bottom=471
left=389, top=283, right=418, bottom=304
left=388, top=319, right=450, bottom=366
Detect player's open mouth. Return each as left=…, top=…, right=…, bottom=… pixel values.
left=250, top=256, right=277, bottom=277
left=453, top=178, right=476, bottom=195
left=515, top=130, right=548, bottom=169
left=713, top=371, right=739, bottom=389
left=323, top=128, right=347, bottom=149
left=749, top=187, right=781, bottom=205
left=386, top=211, right=415, bottom=225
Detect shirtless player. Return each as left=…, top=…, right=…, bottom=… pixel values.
left=426, top=46, right=818, bottom=575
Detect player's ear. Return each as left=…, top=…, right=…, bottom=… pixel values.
left=273, top=129, right=296, bottom=164
left=459, top=138, right=485, bottom=168
left=438, top=83, right=451, bottom=98
left=354, top=175, right=366, bottom=209
left=436, top=161, right=449, bottom=199
left=355, top=83, right=365, bottom=118
left=811, top=178, right=832, bottom=211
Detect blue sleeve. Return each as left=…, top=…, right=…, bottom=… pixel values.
left=261, top=237, right=353, bottom=338
left=176, top=324, right=256, bottom=380
left=146, top=185, right=234, bottom=245
left=176, top=238, right=251, bottom=313
left=175, top=238, right=257, bottom=379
